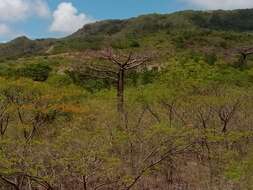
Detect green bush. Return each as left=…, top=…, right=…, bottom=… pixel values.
left=0, top=65, right=18, bottom=78
left=66, top=71, right=113, bottom=92
left=19, top=63, right=52, bottom=81
left=205, top=53, right=218, bottom=65
left=129, top=40, right=140, bottom=48
left=47, top=74, right=73, bottom=86
left=126, top=70, right=158, bottom=86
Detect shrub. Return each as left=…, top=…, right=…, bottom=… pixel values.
left=66, top=71, right=113, bottom=92
left=47, top=74, right=73, bottom=86
left=0, top=65, right=18, bottom=78
left=19, top=63, right=52, bottom=81
left=205, top=53, right=218, bottom=65
left=129, top=40, right=140, bottom=48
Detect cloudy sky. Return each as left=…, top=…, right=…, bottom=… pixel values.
left=0, top=0, right=253, bottom=42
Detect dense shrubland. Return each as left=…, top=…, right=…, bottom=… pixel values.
left=0, top=53, right=252, bottom=190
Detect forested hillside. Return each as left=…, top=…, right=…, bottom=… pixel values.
left=0, top=8, right=253, bottom=190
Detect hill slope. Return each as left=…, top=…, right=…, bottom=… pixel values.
left=0, top=36, right=55, bottom=60
left=1, top=9, right=253, bottom=59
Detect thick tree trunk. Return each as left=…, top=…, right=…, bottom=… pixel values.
left=117, top=69, right=124, bottom=113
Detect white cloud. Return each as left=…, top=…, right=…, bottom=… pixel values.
left=0, top=0, right=50, bottom=41
left=0, top=0, right=29, bottom=21
left=33, top=0, right=51, bottom=18
left=0, top=0, right=50, bottom=22
left=0, top=24, right=11, bottom=35
left=184, top=0, right=253, bottom=10
left=50, top=2, right=94, bottom=34
left=0, top=23, right=22, bottom=41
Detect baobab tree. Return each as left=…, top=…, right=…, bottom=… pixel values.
left=100, top=49, right=152, bottom=112
left=72, top=48, right=152, bottom=113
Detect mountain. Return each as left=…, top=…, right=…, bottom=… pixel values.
left=0, top=36, right=55, bottom=60
left=2, top=9, right=253, bottom=59
left=70, top=8, right=253, bottom=38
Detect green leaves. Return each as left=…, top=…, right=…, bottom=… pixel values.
left=18, top=63, right=52, bottom=82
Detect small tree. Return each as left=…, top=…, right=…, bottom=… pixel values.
left=100, top=49, right=152, bottom=112
left=238, top=48, right=253, bottom=67
left=72, top=48, right=152, bottom=113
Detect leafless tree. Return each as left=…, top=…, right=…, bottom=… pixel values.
left=217, top=100, right=240, bottom=133
left=238, top=48, right=253, bottom=66
left=73, top=48, right=152, bottom=113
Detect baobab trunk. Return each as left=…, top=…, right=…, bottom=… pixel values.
left=117, top=69, right=124, bottom=113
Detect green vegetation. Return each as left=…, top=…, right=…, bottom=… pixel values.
left=18, top=63, right=52, bottom=81
left=0, top=8, right=253, bottom=190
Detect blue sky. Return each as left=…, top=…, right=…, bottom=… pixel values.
left=0, top=0, right=253, bottom=42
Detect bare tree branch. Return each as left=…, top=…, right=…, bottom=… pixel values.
left=72, top=48, right=153, bottom=113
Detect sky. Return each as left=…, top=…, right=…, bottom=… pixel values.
left=0, top=0, right=253, bottom=42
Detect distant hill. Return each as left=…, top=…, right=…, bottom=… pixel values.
left=70, top=9, right=253, bottom=37
left=71, top=9, right=253, bottom=37
left=0, top=36, right=55, bottom=60
left=2, top=8, right=253, bottom=59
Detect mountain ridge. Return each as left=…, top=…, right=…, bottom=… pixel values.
left=1, top=8, right=253, bottom=60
